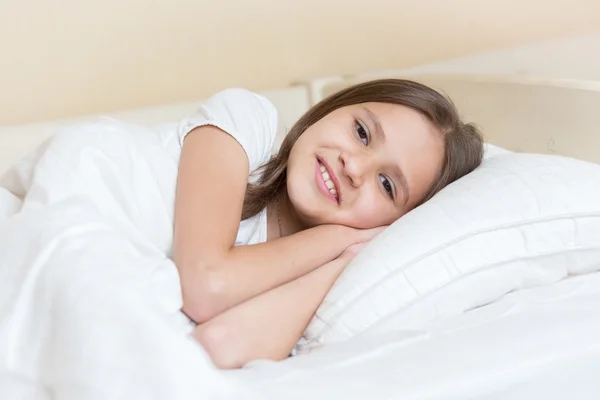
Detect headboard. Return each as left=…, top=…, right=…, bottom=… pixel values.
left=312, top=73, right=600, bottom=165
left=2, top=73, right=599, bottom=176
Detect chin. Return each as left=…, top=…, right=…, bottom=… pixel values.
left=287, top=193, right=330, bottom=228
left=291, top=201, right=330, bottom=228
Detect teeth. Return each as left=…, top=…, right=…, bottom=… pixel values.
left=319, top=161, right=338, bottom=200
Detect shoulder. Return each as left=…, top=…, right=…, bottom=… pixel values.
left=177, top=88, right=279, bottom=172
left=202, top=87, right=278, bottom=132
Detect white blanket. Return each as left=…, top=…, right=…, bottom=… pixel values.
left=0, top=119, right=255, bottom=400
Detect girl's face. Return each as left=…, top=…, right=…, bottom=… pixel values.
left=286, top=102, right=444, bottom=229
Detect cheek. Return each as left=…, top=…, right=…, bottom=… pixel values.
left=343, top=192, right=396, bottom=228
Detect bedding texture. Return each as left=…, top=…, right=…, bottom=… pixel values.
left=297, top=149, right=600, bottom=353
left=2, top=117, right=599, bottom=400
left=236, top=271, right=600, bottom=400
left=0, top=119, right=257, bottom=399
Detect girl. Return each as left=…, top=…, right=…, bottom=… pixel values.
left=172, top=79, right=484, bottom=369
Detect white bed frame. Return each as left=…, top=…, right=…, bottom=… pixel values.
left=1, top=73, right=599, bottom=175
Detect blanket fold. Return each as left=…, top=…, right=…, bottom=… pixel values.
left=0, top=119, right=253, bottom=400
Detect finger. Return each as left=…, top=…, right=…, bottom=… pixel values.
left=342, top=242, right=369, bottom=258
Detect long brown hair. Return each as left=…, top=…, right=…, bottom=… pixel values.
left=241, top=78, right=484, bottom=220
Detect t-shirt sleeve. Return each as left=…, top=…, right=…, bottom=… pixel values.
left=176, top=88, right=279, bottom=173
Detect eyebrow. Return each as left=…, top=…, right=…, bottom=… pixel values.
left=362, top=106, right=410, bottom=206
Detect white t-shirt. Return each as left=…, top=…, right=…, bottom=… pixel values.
left=175, top=88, right=279, bottom=246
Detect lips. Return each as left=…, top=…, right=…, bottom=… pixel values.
left=315, top=156, right=341, bottom=204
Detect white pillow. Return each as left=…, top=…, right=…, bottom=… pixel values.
left=483, top=143, right=511, bottom=159
left=296, top=152, right=600, bottom=353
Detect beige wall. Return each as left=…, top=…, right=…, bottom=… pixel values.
left=402, top=33, right=600, bottom=80
left=2, top=0, right=599, bottom=125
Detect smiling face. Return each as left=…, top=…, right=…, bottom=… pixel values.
left=285, top=102, right=445, bottom=229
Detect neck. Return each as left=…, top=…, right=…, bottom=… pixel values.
left=268, top=187, right=304, bottom=240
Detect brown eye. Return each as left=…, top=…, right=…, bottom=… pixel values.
left=379, top=175, right=394, bottom=199
left=355, top=121, right=369, bottom=145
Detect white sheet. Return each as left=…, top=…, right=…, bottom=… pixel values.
left=1, top=118, right=599, bottom=399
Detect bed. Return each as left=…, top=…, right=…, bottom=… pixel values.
left=1, top=73, right=600, bottom=399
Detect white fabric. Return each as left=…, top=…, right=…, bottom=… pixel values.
left=175, top=87, right=278, bottom=246
left=232, top=271, right=600, bottom=399
left=176, top=87, right=278, bottom=175
left=483, top=142, right=511, bottom=159
left=0, top=110, right=273, bottom=398
left=297, top=152, right=600, bottom=353
left=3, top=87, right=599, bottom=398
left=0, top=85, right=307, bottom=177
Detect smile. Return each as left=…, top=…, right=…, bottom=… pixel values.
left=315, top=157, right=340, bottom=204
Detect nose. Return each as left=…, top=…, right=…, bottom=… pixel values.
left=340, top=151, right=371, bottom=187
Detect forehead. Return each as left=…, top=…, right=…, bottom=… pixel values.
left=350, top=102, right=436, bottom=134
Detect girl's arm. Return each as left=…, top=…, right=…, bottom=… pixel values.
left=173, top=126, right=376, bottom=324
left=192, top=243, right=365, bottom=369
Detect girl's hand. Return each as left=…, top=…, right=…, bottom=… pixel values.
left=354, top=226, right=387, bottom=244
left=339, top=225, right=387, bottom=263
left=348, top=225, right=387, bottom=248
left=338, top=242, right=369, bottom=263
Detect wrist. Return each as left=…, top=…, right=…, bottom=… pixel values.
left=323, top=224, right=358, bottom=243
left=333, top=225, right=363, bottom=253
left=337, top=225, right=362, bottom=243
